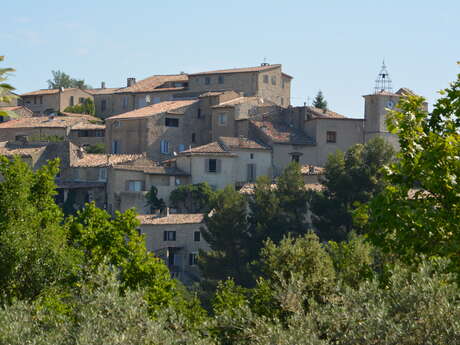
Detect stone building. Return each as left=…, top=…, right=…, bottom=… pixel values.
left=175, top=136, right=272, bottom=190
left=137, top=213, right=209, bottom=284
left=86, top=84, right=120, bottom=119
left=105, top=99, right=203, bottom=160
left=0, top=106, right=33, bottom=123
left=20, top=88, right=94, bottom=115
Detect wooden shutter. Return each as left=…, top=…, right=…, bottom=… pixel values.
left=189, top=253, right=193, bottom=266
left=204, top=159, right=209, bottom=173
left=163, top=231, right=167, bottom=241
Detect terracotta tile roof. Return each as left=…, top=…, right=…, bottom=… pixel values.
left=218, top=136, right=270, bottom=150
left=0, top=106, right=25, bottom=111
left=250, top=120, right=315, bottom=145
left=190, top=64, right=281, bottom=76
left=70, top=122, right=105, bottom=130
left=106, top=99, right=198, bottom=120
left=306, top=106, right=347, bottom=119
left=179, top=142, right=235, bottom=156
left=396, top=87, right=417, bottom=96
left=86, top=87, right=121, bottom=95
left=199, top=91, right=225, bottom=97
left=137, top=213, right=204, bottom=225
left=72, top=153, right=143, bottom=167
left=114, top=164, right=189, bottom=176
left=300, top=165, right=325, bottom=175
left=21, top=88, right=92, bottom=97
left=116, top=74, right=188, bottom=94
left=0, top=116, right=83, bottom=129
left=212, top=96, right=270, bottom=109
left=0, top=146, right=46, bottom=158
left=59, top=112, right=103, bottom=123
left=239, top=183, right=324, bottom=195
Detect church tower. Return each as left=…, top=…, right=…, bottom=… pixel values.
left=363, top=61, right=401, bottom=148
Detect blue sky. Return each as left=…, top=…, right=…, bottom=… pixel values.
left=2, top=0, right=459, bottom=117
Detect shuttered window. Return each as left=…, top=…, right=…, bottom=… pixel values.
left=247, top=163, right=256, bottom=182
left=205, top=159, right=221, bottom=173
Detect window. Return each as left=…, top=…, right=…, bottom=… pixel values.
left=79, top=97, right=85, bottom=104
left=98, top=168, right=107, bottom=181
left=178, top=144, right=186, bottom=152
left=247, top=163, right=256, bottom=182
left=205, top=77, right=211, bottom=85
left=194, top=231, right=201, bottom=242
left=101, top=99, right=107, bottom=112
left=113, top=120, right=121, bottom=128
left=39, top=96, right=43, bottom=104
left=282, top=79, right=285, bottom=89
left=168, top=252, right=176, bottom=266
left=175, top=178, right=181, bottom=186
left=218, top=75, right=224, bottom=84
left=153, top=97, right=161, bottom=104
left=250, top=153, right=254, bottom=159
left=197, top=108, right=201, bottom=118
left=160, top=139, right=169, bottom=154
left=127, top=180, right=143, bottom=192
left=165, top=118, right=179, bottom=127
left=218, top=113, right=227, bottom=126
left=189, top=252, right=198, bottom=266
left=206, top=158, right=220, bottom=173
left=291, top=154, right=300, bottom=163
left=122, top=96, right=128, bottom=109
left=271, top=76, right=276, bottom=85
left=69, top=96, right=74, bottom=106
left=111, top=140, right=119, bottom=153
left=263, top=75, right=269, bottom=83
left=191, top=133, right=196, bottom=143
left=163, top=231, right=176, bottom=241
left=326, top=131, right=337, bottom=143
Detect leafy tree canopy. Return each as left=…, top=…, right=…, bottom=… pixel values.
left=0, top=56, right=17, bottom=118
left=311, top=137, right=395, bottom=242
left=64, top=97, right=96, bottom=115
left=47, top=70, right=91, bottom=89
left=145, top=185, right=166, bottom=213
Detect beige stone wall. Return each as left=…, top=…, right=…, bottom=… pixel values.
left=105, top=118, right=147, bottom=154
left=257, top=67, right=291, bottom=107
left=22, top=94, right=59, bottom=115
left=0, top=127, right=68, bottom=142
left=363, top=94, right=401, bottom=136
left=111, top=91, right=188, bottom=116
left=59, top=89, right=94, bottom=112
left=69, top=130, right=105, bottom=147
left=188, top=72, right=258, bottom=97
left=93, top=94, right=114, bottom=119
left=232, top=149, right=272, bottom=184
left=211, top=108, right=235, bottom=140
left=176, top=155, right=236, bottom=190
left=106, top=167, right=191, bottom=213
left=271, top=143, right=318, bottom=176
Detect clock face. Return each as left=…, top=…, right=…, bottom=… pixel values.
left=387, top=100, right=395, bottom=109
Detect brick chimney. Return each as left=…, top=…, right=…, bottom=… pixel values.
left=101, top=81, right=106, bottom=89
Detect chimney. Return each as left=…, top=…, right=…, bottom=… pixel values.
left=59, top=87, right=64, bottom=92
left=161, top=207, right=170, bottom=217
left=127, top=77, right=136, bottom=87
left=101, top=81, right=106, bottom=89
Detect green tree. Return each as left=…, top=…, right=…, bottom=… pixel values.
left=0, top=157, right=79, bottom=302
left=67, top=203, right=178, bottom=312
left=47, top=70, right=90, bottom=89
left=0, top=56, right=17, bottom=118
left=361, top=69, right=460, bottom=274
left=64, top=98, right=96, bottom=115
left=199, top=186, right=252, bottom=287
left=85, top=143, right=105, bottom=154
left=312, top=90, right=328, bottom=110
left=311, top=137, right=395, bottom=242
left=170, top=182, right=215, bottom=213
left=145, top=185, right=166, bottom=213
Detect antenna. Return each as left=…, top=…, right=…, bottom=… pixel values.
left=374, top=60, right=393, bottom=93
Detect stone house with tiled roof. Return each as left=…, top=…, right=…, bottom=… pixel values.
left=20, top=88, right=94, bottom=115
left=105, top=99, right=205, bottom=161
left=137, top=212, right=209, bottom=284
left=0, top=106, right=33, bottom=123
left=175, top=136, right=271, bottom=190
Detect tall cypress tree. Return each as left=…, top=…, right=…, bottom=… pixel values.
left=312, top=90, right=328, bottom=110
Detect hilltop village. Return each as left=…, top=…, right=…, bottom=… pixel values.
left=0, top=63, right=420, bottom=283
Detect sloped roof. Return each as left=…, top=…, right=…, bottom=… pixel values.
left=60, top=112, right=103, bottom=123
left=190, top=64, right=282, bottom=76
left=86, top=87, right=121, bottom=95
left=179, top=141, right=235, bottom=156
left=306, top=106, right=347, bottom=119
left=107, top=99, right=198, bottom=120
left=0, top=116, right=83, bottom=129
left=250, top=120, right=315, bottom=145
left=0, top=146, right=46, bottom=158
left=137, top=213, right=204, bottom=225
left=116, top=74, right=188, bottom=94
left=21, top=88, right=92, bottom=97
left=70, top=122, right=105, bottom=130
left=114, top=164, right=189, bottom=176
left=212, top=96, right=273, bottom=109
left=218, top=136, right=269, bottom=150
left=71, top=153, right=143, bottom=167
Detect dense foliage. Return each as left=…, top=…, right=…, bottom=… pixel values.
left=0, top=55, right=16, bottom=118
left=64, top=97, right=96, bottom=115
left=170, top=182, right=215, bottom=213
left=312, top=90, right=328, bottom=110
left=311, top=137, right=395, bottom=241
